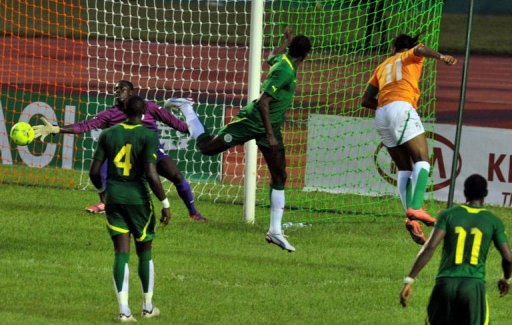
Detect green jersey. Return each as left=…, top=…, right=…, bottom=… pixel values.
left=239, top=53, right=298, bottom=127
left=93, top=123, right=158, bottom=204
left=435, top=204, right=508, bottom=280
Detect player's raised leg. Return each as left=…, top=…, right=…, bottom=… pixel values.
left=403, top=134, right=435, bottom=226
left=397, top=170, right=412, bottom=211
left=165, top=98, right=206, bottom=140
left=165, top=97, right=231, bottom=156
left=387, top=146, right=427, bottom=245
left=404, top=219, right=427, bottom=245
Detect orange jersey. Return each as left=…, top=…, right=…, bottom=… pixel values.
left=368, top=45, right=424, bottom=108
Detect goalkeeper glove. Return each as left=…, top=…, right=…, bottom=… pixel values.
left=33, top=117, right=60, bottom=142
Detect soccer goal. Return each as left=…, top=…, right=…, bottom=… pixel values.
left=0, top=0, right=443, bottom=221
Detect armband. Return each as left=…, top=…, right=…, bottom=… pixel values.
left=403, top=276, right=415, bottom=284
left=161, top=198, right=170, bottom=209
left=96, top=187, right=106, bottom=194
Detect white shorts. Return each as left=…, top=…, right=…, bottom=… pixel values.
left=374, top=101, right=425, bottom=148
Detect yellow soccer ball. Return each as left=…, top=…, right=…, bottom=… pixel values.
left=10, top=121, right=35, bottom=146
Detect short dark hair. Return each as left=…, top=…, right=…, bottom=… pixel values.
left=123, top=95, right=146, bottom=117
left=464, top=174, right=488, bottom=201
left=117, top=80, right=134, bottom=90
left=393, top=33, right=421, bottom=52
left=288, top=35, right=312, bottom=59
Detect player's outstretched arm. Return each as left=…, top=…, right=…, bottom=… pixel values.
left=33, top=116, right=99, bottom=142
left=145, top=162, right=171, bottom=225
left=414, top=45, right=457, bottom=65
left=32, top=117, right=60, bottom=142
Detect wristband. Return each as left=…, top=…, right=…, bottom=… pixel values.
left=96, top=187, right=106, bottom=194
left=503, top=277, right=511, bottom=284
left=403, top=276, right=415, bottom=284
left=161, top=198, right=170, bottom=209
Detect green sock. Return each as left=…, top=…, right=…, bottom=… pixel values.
left=411, top=168, right=429, bottom=209
left=113, top=252, right=130, bottom=292
left=406, top=179, right=412, bottom=209
left=138, top=250, right=153, bottom=293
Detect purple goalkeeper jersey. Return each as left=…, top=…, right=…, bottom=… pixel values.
left=72, top=100, right=188, bottom=135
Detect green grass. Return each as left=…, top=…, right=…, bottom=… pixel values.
left=440, top=14, right=512, bottom=55
left=1, top=184, right=512, bottom=324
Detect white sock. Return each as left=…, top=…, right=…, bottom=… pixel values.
left=114, top=264, right=131, bottom=316
left=142, top=260, right=155, bottom=311
left=179, top=104, right=205, bottom=139
left=269, top=189, right=285, bottom=234
left=397, top=170, right=412, bottom=211
left=143, top=292, right=153, bottom=311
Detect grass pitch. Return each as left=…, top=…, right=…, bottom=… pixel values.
left=1, top=184, right=512, bottom=324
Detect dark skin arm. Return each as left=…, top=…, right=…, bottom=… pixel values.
left=361, top=88, right=378, bottom=110
left=496, top=242, right=512, bottom=296
left=89, top=159, right=105, bottom=193
left=414, top=45, right=457, bottom=65
left=401, top=229, right=512, bottom=305
left=145, top=162, right=171, bottom=225
left=257, top=93, right=279, bottom=151
left=271, top=27, right=293, bottom=57
left=399, top=227, right=446, bottom=307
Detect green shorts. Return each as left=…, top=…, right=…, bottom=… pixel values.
left=105, top=202, right=156, bottom=242
left=217, top=116, right=284, bottom=149
left=427, top=277, right=488, bottom=325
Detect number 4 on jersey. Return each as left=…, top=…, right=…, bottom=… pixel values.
left=114, top=144, right=133, bottom=176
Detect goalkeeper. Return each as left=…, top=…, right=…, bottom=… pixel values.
left=32, top=80, right=206, bottom=222
left=167, top=30, right=311, bottom=252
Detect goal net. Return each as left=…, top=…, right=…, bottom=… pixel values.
left=0, top=0, right=443, bottom=221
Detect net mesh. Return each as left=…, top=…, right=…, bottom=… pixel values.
left=0, top=0, right=442, bottom=221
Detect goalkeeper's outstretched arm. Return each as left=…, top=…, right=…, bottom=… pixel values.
left=32, top=117, right=61, bottom=142
left=32, top=110, right=110, bottom=142
left=32, top=117, right=83, bottom=142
